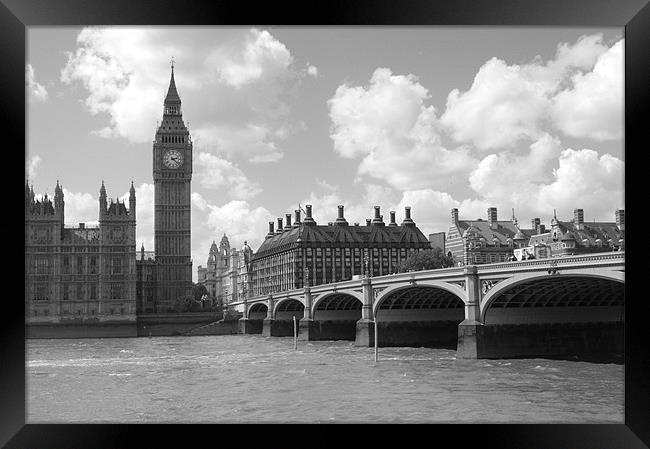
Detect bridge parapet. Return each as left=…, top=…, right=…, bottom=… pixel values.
left=231, top=252, right=624, bottom=310
left=476, top=252, right=624, bottom=274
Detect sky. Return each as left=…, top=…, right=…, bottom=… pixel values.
left=26, top=26, right=624, bottom=281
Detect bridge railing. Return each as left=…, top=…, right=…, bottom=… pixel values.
left=476, top=251, right=624, bottom=272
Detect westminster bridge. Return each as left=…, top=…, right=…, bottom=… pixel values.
left=231, top=252, right=625, bottom=359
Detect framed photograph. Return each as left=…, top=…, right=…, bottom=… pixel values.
left=5, top=0, right=649, bottom=447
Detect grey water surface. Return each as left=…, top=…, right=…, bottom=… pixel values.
left=27, top=335, right=623, bottom=423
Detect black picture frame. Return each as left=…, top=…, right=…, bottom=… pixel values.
left=3, top=0, right=649, bottom=447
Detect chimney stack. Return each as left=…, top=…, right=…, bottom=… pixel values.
left=488, top=207, right=498, bottom=229
left=574, top=208, right=584, bottom=230
left=531, top=217, right=540, bottom=230
left=451, top=208, right=459, bottom=225
left=285, top=213, right=292, bottom=229
left=304, top=204, right=316, bottom=225
left=371, top=206, right=385, bottom=226
left=615, top=209, right=624, bottom=231
left=267, top=221, right=275, bottom=238
left=276, top=218, right=283, bottom=233
left=294, top=209, right=301, bottom=227
left=366, top=219, right=371, bottom=226
left=402, top=206, right=414, bottom=226
left=334, top=205, right=348, bottom=225
left=388, top=211, right=397, bottom=226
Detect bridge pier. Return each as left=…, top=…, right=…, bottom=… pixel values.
left=261, top=295, right=276, bottom=337
left=298, top=285, right=317, bottom=340
left=457, top=265, right=485, bottom=358
left=355, top=276, right=375, bottom=347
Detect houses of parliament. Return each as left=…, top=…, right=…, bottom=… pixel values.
left=25, top=64, right=193, bottom=337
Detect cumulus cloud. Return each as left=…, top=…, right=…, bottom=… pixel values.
left=440, top=34, right=621, bottom=150
left=536, top=148, right=624, bottom=219
left=467, top=141, right=623, bottom=222
left=215, top=29, right=294, bottom=88
left=195, top=152, right=262, bottom=199
left=306, top=64, right=318, bottom=78
left=60, top=27, right=307, bottom=163
left=191, top=192, right=274, bottom=273
left=551, top=40, right=623, bottom=140
left=26, top=64, right=49, bottom=102
left=192, top=123, right=283, bottom=163
left=26, top=155, right=42, bottom=179
left=328, top=67, right=477, bottom=190
left=118, top=183, right=155, bottom=251
left=61, top=188, right=99, bottom=227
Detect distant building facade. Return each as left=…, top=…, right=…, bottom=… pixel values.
left=524, top=209, right=625, bottom=259
left=446, top=207, right=534, bottom=265
left=250, top=205, right=431, bottom=296
left=25, top=180, right=137, bottom=329
left=197, top=235, right=253, bottom=305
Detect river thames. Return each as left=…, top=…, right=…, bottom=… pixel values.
left=27, top=335, right=623, bottom=423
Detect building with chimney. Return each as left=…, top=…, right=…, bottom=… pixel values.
left=249, top=205, right=431, bottom=296
left=524, top=208, right=625, bottom=257
left=25, top=180, right=137, bottom=337
left=446, top=207, right=535, bottom=265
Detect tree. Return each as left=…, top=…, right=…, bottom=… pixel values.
left=173, top=295, right=202, bottom=313
left=398, top=248, right=455, bottom=273
left=192, top=283, right=209, bottom=302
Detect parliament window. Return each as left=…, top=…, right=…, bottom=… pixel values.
left=112, top=257, right=122, bottom=274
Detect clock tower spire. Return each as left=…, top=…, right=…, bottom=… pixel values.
left=153, top=61, right=193, bottom=311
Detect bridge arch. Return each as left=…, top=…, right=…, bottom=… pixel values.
left=373, top=281, right=467, bottom=316
left=310, top=292, right=364, bottom=341
left=371, top=283, right=466, bottom=349
left=273, top=298, right=305, bottom=320
left=312, top=290, right=363, bottom=313
left=480, top=270, right=625, bottom=323
left=247, top=302, right=268, bottom=320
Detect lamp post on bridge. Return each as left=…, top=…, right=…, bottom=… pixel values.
left=355, top=249, right=376, bottom=348
left=298, top=266, right=317, bottom=341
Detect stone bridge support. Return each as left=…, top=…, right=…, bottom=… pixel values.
left=262, top=295, right=275, bottom=337
left=298, top=286, right=317, bottom=341
left=354, top=276, right=375, bottom=346
left=238, top=298, right=254, bottom=334
left=456, top=265, right=485, bottom=358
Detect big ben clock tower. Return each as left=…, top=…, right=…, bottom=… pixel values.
left=153, top=61, right=193, bottom=310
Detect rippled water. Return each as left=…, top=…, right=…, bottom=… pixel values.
left=27, top=335, right=623, bottom=423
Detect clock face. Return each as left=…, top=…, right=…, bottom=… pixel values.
left=163, top=149, right=183, bottom=169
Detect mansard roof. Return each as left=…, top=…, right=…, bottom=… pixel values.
left=455, top=219, right=535, bottom=244
left=253, top=222, right=430, bottom=259
left=549, top=220, right=623, bottom=246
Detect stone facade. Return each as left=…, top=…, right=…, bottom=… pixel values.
left=135, top=65, right=194, bottom=313
left=446, top=207, right=534, bottom=265
left=249, top=204, right=432, bottom=296
left=151, top=65, right=193, bottom=311
left=25, top=180, right=137, bottom=325
left=525, top=209, right=625, bottom=258
left=197, top=235, right=253, bottom=306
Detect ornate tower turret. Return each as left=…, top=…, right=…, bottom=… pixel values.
left=129, top=181, right=136, bottom=221
left=25, top=180, right=31, bottom=211
left=99, top=180, right=107, bottom=220
left=54, top=180, right=64, bottom=221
